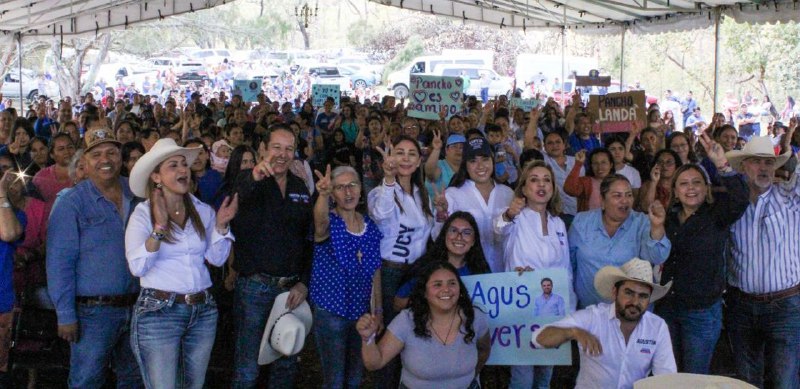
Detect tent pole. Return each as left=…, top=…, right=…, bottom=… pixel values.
left=713, top=8, right=720, bottom=114
left=620, top=25, right=626, bottom=90
left=17, top=33, right=23, bottom=117
left=561, top=5, right=566, bottom=108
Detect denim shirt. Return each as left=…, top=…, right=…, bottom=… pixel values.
left=47, top=177, right=140, bottom=325
left=569, top=209, right=671, bottom=309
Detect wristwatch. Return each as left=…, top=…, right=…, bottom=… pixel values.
left=150, top=230, right=166, bottom=241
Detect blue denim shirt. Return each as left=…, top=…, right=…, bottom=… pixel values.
left=47, top=177, right=140, bottom=325
left=569, top=209, right=671, bottom=309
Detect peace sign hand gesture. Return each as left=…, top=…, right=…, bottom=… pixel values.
left=698, top=132, right=727, bottom=168
left=314, top=165, right=333, bottom=197
left=431, top=129, right=443, bottom=151
left=375, top=143, right=397, bottom=184
left=252, top=153, right=277, bottom=182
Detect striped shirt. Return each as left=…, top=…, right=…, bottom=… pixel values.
left=729, top=166, right=800, bottom=294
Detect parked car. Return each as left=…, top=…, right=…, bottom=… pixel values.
left=386, top=55, right=490, bottom=98
left=433, top=64, right=514, bottom=97
left=1, top=69, right=59, bottom=102
left=306, top=65, right=352, bottom=92
left=145, top=57, right=181, bottom=73
left=338, top=65, right=379, bottom=89
left=189, top=49, right=232, bottom=66
left=175, top=61, right=210, bottom=85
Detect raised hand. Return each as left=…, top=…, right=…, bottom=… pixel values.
left=314, top=165, right=332, bottom=196
left=216, top=193, right=239, bottom=228
left=151, top=184, right=169, bottom=227
left=648, top=201, right=666, bottom=227
left=506, top=196, right=527, bottom=220
left=649, top=164, right=661, bottom=183
left=375, top=143, right=397, bottom=183
left=356, top=313, right=381, bottom=341
left=252, top=153, right=276, bottom=181
left=433, top=186, right=448, bottom=213
left=574, top=149, right=587, bottom=164
left=698, top=132, right=727, bottom=167
left=430, top=129, right=443, bottom=151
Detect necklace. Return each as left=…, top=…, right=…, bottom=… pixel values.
left=431, top=310, right=458, bottom=345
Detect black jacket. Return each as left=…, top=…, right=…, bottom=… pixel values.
left=658, top=172, right=749, bottom=309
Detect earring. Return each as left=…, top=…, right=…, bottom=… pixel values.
left=156, top=183, right=163, bottom=189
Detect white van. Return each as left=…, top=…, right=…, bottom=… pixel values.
left=433, top=65, right=513, bottom=97
left=386, top=55, right=489, bottom=98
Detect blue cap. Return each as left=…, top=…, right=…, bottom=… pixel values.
left=464, top=136, right=493, bottom=160
left=446, top=134, right=466, bottom=146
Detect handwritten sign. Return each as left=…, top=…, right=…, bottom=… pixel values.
left=462, top=270, right=571, bottom=366
left=406, top=75, right=463, bottom=121
left=312, top=84, right=340, bottom=109
left=233, top=79, right=262, bottom=103
left=511, top=98, right=541, bottom=112
left=588, top=90, right=646, bottom=133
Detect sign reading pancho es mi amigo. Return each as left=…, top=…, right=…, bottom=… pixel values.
left=406, top=75, right=463, bottom=121
left=588, top=90, right=647, bottom=133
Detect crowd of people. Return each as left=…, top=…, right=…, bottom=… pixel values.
left=0, top=80, right=797, bottom=389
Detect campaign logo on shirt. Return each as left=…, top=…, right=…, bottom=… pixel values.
left=556, top=231, right=566, bottom=245
left=288, top=192, right=310, bottom=204
left=640, top=348, right=651, bottom=354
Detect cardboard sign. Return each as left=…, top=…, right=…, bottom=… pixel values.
left=233, top=80, right=261, bottom=103
left=575, top=75, right=611, bottom=87
left=588, top=91, right=647, bottom=133
left=406, top=75, right=463, bottom=120
left=511, top=98, right=542, bottom=112
left=462, top=270, right=572, bottom=366
left=312, top=84, right=340, bottom=109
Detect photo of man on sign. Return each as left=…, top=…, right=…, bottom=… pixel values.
left=588, top=91, right=647, bottom=133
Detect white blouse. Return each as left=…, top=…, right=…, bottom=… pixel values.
left=368, top=181, right=433, bottom=264
left=432, top=180, right=514, bottom=273
left=125, top=194, right=234, bottom=294
left=495, top=207, right=576, bottom=310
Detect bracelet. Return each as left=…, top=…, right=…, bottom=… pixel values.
left=150, top=230, right=166, bottom=241
left=362, top=333, right=376, bottom=345
left=216, top=225, right=230, bottom=235
left=154, top=223, right=168, bottom=232
left=383, top=178, right=396, bottom=187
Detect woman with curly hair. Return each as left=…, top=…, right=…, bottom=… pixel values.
left=393, top=211, right=490, bottom=311
left=357, top=261, right=490, bottom=389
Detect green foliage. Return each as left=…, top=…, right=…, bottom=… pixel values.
left=381, top=37, right=424, bottom=84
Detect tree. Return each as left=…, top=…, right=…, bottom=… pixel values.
left=50, top=34, right=112, bottom=99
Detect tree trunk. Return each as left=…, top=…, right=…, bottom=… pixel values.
left=298, top=20, right=310, bottom=49
left=81, top=33, right=112, bottom=95
left=0, top=41, right=17, bottom=90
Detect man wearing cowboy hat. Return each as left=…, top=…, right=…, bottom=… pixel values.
left=532, top=258, right=676, bottom=389
left=725, top=132, right=800, bottom=388
left=47, top=127, right=143, bottom=387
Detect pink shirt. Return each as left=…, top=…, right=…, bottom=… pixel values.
left=32, top=165, right=73, bottom=216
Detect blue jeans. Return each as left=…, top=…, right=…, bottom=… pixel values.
left=509, top=365, right=553, bottom=389
left=313, top=305, right=363, bottom=389
left=130, top=289, right=218, bottom=389
left=69, top=304, right=143, bottom=389
left=232, top=275, right=297, bottom=389
left=656, top=299, right=722, bottom=374
left=374, top=265, right=404, bottom=389
left=480, top=88, right=489, bottom=104
left=725, top=291, right=800, bottom=389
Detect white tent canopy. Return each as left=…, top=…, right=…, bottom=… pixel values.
left=0, top=0, right=233, bottom=39
left=368, top=0, right=800, bottom=34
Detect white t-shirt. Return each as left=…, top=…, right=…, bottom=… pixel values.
left=368, top=182, right=433, bottom=264
left=616, top=164, right=642, bottom=189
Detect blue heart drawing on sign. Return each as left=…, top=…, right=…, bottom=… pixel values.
left=450, top=91, right=461, bottom=101
left=413, top=90, right=427, bottom=103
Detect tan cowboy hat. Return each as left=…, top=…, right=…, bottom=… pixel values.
left=257, top=292, right=313, bottom=365
left=594, top=258, right=672, bottom=303
left=129, top=138, right=202, bottom=198
left=634, top=373, right=757, bottom=388
left=725, top=136, right=791, bottom=172
left=84, top=127, right=121, bottom=151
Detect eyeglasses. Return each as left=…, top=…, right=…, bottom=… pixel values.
left=657, top=160, right=675, bottom=167
left=333, top=182, right=360, bottom=192
left=446, top=226, right=474, bottom=238
left=403, top=125, right=418, bottom=130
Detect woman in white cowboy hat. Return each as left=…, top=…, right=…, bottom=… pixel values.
left=124, top=138, right=238, bottom=389
left=533, top=258, right=676, bottom=389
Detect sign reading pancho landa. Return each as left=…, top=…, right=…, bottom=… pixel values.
left=588, top=91, right=647, bottom=133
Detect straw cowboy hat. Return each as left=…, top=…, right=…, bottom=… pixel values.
left=634, top=373, right=757, bottom=388
left=257, top=292, right=313, bottom=365
left=129, top=138, right=202, bottom=198
left=594, top=258, right=672, bottom=303
left=84, top=127, right=121, bottom=151
left=725, top=135, right=791, bottom=172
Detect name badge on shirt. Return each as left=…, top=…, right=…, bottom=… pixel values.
left=288, top=193, right=310, bottom=204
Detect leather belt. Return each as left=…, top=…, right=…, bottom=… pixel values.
left=248, top=273, right=299, bottom=289
left=728, top=284, right=800, bottom=303
left=145, top=288, right=209, bottom=305
left=76, top=293, right=138, bottom=307
left=381, top=259, right=410, bottom=271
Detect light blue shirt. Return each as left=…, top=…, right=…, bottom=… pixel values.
left=533, top=293, right=565, bottom=316
left=569, top=209, right=671, bottom=309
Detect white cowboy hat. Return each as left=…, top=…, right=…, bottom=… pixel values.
left=257, top=292, right=313, bottom=365
left=594, top=258, right=672, bottom=303
left=129, top=138, right=202, bottom=198
left=634, top=373, right=757, bottom=388
left=725, top=135, right=791, bottom=172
